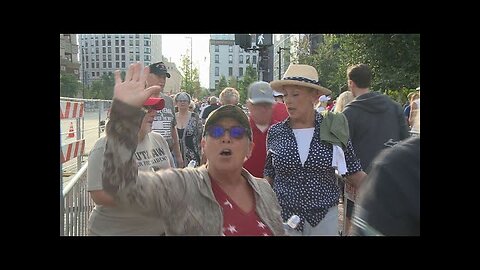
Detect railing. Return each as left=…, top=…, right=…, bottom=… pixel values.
left=62, top=162, right=94, bottom=236
left=60, top=97, right=112, bottom=236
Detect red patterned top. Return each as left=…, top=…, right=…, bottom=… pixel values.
left=210, top=178, right=273, bottom=236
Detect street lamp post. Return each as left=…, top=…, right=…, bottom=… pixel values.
left=185, top=36, right=193, bottom=93
left=81, top=47, right=86, bottom=98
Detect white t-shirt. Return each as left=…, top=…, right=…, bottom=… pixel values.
left=87, top=132, right=174, bottom=235
left=292, top=128, right=315, bottom=166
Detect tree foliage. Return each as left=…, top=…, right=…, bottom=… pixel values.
left=83, top=73, right=115, bottom=99
left=60, top=72, right=82, bottom=98
left=214, top=75, right=228, bottom=97
left=291, top=34, right=420, bottom=99
left=180, top=54, right=201, bottom=98
left=237, top=65, right=258, bottom=104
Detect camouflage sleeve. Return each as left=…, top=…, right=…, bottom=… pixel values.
left=102, top=99, right=144, bottom=196
left=101, top=99, right=189, bottom=215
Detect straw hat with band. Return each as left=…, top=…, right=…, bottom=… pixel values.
left=270, top=64, right=331, bottom=96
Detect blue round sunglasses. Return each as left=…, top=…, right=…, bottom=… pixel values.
left=207, top=125, right=246, bottom=139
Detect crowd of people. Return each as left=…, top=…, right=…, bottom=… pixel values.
left=85, top=61, right=420, bottom=236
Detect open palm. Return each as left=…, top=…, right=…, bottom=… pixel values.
left=113, top=62, right=161, bottom=108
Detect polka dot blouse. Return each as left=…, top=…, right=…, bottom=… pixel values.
left=264, top=111, right=362, bottom=232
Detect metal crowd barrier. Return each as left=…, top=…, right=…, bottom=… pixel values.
left=60, top=97, right=112, bottom=236
left=62, top=162, right=94, bottom=236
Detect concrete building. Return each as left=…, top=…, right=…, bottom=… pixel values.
left=162, top=61, right=183, bottom=95
left=78, top=34, right=162, bottom=86
left=209, top=34, right=259, bottom=90
left=273, top=34, right=299, bottom=80
left=273, top=34, right=324, bottom=80
left=60, top=34, right=81, bottom=79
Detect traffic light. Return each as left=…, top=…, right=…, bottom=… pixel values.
left=234, top=34, right=251, bottom=49
left=255, top=34, right=272, bottom=47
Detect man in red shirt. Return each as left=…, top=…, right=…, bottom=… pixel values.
left=243, top=81, right=277, bottom=178
left=271, top=90, right=289, bottom=123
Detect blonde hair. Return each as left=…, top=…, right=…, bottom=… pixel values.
left=189, top=100, right=196, bottom=110
left=219, top=87, right=240, bottom=105
left=334, top=91, right=354, bottom=113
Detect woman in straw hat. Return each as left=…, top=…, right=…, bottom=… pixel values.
left=98, top=63, right=285, bottom=236
left=265, top=64, right=367, bottom=236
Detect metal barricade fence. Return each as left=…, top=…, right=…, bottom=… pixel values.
left=60, top=97, right=112, bottom=236
left=62, top=162, right=94, bottom=236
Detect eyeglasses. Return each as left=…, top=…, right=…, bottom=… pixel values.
left=207, top=125, right=246, bottom=139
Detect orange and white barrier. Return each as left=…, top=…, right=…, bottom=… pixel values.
left=61, top=139, right=85, bottom=164
left=67, top=122, right=75, bottom=138
left=60, top=101, right=84, bottom=119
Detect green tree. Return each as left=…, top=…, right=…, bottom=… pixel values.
left=214, top=75, right=228, bottom=96
left=291, top=34, right=312, bottom=64
left=82, top=72, right=117, bottom=100
left=291, top=34, right=420, bottom=96
left=90, top=80, right=104, bottom=99
left=60, top=72, right=82, bottom=97
left=180, top=54, right=201, bottom=98
left=333, top=34, right=420, bottom=92
left=310, top=35, right=343, bottom=97
left=197, top=87, right=210, bottom=100
left=99, top=73, right=114, bottom=99
left=237, top=65, right=258, bottom=105
left=228, top=76, right=239, bottom=89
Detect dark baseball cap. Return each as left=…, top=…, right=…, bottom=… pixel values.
left=149, top=62, right=171, bottom=78
left=203, top=105, right=252, bottom=140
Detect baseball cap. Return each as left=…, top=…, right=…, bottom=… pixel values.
left=272, top=90, right=284, bottom=97
left=203, top=105, right=252, bottom=140
left=143, top=97, right=165, bottom=110
left=319, top=95, right=331, bottom=102
left=149, top=62, right=171, bottom=78
left=247, top=81, right=275, bottom=104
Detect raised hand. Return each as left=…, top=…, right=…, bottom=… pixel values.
left=113, top=62, right=161, bottom=108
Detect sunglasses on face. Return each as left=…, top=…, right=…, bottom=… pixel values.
left=207, top=125, right=247, bottom=139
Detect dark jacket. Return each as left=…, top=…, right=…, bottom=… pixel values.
left=342, top=92, right=409, bottom=173
left=352, top=136, right=420, bottom=236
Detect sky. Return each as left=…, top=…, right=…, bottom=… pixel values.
left=161, top=34, right=210, bottom=88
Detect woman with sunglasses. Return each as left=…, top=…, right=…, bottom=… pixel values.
left=99, top=63, right=285, bottom=236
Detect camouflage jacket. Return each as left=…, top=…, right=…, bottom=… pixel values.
left=102, top=100, right=285, bottom=236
